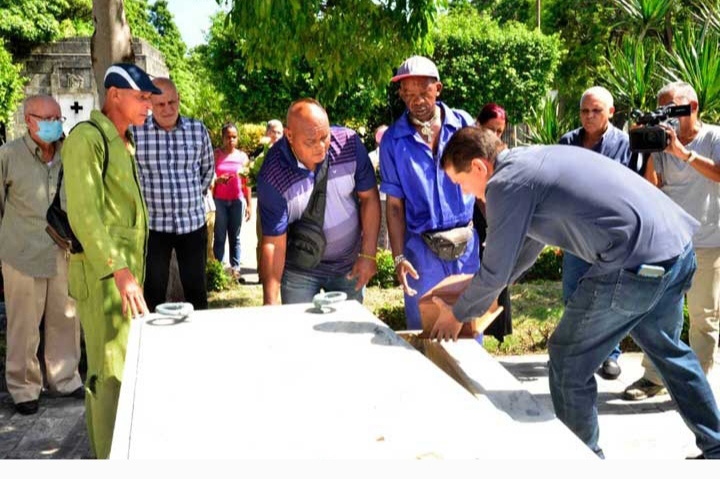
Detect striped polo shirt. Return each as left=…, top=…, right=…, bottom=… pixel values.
left=257, top=127, right=377, bottom=276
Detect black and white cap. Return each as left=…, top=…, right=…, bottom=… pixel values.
left=103, top=63, right=163, bottom=94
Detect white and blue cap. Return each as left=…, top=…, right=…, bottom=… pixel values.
left=103, top=63, right=163, bottom=94
left=391, top=55, right=440, bottom=83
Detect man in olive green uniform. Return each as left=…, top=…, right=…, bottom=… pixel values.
left=62, top=63, right=160, bottom=459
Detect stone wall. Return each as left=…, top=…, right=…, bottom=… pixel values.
left=8, top=37, right=168, bottom=140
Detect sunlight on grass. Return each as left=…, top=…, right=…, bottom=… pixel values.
left=207, top=280, right=567, bottom=355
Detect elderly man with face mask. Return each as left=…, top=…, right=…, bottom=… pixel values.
left=0, top=95, right=83, bottom=416
left=257, top=98, right=380, bottom=305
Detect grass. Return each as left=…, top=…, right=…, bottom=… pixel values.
left=209, top=280, right=567, bottom=356
left=0, top=277, right=666, bottom=373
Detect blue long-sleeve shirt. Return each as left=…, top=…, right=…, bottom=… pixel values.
left=559, top=123, right=630, bottom=166
left=453, top=145, right=699, bottom=322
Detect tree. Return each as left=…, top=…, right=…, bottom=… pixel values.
left=0, top=41, right=25, bottom=133
left=602, top=0, right=720, bottom=121
left=0, top=0, right=95, bottom=132
left=223, top=0, right=446, bottom=102
left=465, top=0, right=537, bottom=27
left=204, top=11, right=387, bottom=131
left=0, top=0, right=94, bottom=57
left=542, top=0, right=617, bottom=106
left=433, top=9, right=564, bottom=124
left=91, top=0, right=134, bottom=105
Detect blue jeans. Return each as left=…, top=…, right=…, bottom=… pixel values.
left=562, top=252, right=621, bottom=362
left=213, top=198, right=245, bottom=269
left=281, top=268, right=364, bottom=305
left=549, top=244, right=720, bottom=458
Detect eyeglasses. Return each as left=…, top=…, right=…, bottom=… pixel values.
left=28, top=114, right=66, bottom=123
left=580, top=108, right=604, bottom=116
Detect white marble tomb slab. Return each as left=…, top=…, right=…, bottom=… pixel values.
left=110, top=301, right=596, bottom=459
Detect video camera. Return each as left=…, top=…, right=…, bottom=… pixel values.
left=629, top=104, right=691, bottom=153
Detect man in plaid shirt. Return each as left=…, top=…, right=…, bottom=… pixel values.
left=131, top=77, right=214, bottom=311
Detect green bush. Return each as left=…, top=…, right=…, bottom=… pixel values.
left=368, top=249, right=398, bottom=289
left=373, top=305, right=407, bottom=331
left=236, top=123, right=266, bottom=154
left=519, top=246, right=564, bottom=282
left=433, top=10, right=564, bottom=124
left=206, top=258, right=230, bottom=292
left=0, top=41, right=25, bottom=126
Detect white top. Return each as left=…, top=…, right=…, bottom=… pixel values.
left=111, top=301, right=594, bottom=459
left=654, top=123, right=720, bottom=247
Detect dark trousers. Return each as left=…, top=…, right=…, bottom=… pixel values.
left=145, top=226, right=208, bottom=311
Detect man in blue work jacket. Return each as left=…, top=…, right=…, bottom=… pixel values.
left=379, top=56, right=478, bottom=330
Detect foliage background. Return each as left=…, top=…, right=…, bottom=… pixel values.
left=433, top=8, right=564, bottom=124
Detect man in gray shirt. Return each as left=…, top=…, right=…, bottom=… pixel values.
left=624, top=81, right=720, bottom=401
left=432, top=126, right=720, bottom=459
left=0, top=95, right=83, bottom=415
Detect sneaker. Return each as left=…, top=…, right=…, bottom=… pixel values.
left=597, top=358, right=621, bottom=380
left=15, top=399, right=39, bottom=415
left=622, top=378, right=667, bottom=401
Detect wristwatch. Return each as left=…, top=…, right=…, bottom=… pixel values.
left=686, top=150, right=698, bottom=163
left=393, top=254, right=406, bottom=268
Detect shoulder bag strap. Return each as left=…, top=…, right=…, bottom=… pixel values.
left=53, top=120, right=110, bottom=207
left=298, top=156, right=330, bottom=228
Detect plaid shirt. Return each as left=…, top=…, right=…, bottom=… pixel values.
left=132, top=116, right=214, bottom=234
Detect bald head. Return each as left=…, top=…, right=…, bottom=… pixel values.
left=23, top=95, right=61, bottom=120
left=285, top=99, right=331, bottom=169
left=286, top=99, right=328, bottom=130
left=150, top=77, right=180, bottom=131
left=152, top=77, right=176, bottom=95
left=23, top=95, right=63, bottom=146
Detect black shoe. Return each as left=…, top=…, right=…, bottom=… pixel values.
left=43, top=386, right=85, bottom=399
left=15, top=399, right=39, bottom=415
left=598, top=358, right=621, bottom=380
left=66, top=386, right=85, bottom=399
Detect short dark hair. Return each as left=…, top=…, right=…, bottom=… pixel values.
left=221, top=122, right=237, bottom=137
left=441, top=126, right=503, bottom=172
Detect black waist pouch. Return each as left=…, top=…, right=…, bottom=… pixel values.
left=422, top=222, right=474, bottom=261
left=46, top=188, right=83, bottom=253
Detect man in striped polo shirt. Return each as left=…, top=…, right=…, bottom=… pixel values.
left=257, top=98, right=381, bottom=305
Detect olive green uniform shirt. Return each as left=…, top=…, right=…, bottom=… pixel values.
left=0, top=134, right=63, bottom=277
left=61, top=110, right=148, bottom=459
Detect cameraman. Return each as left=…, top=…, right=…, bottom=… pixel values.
left=624, top=81, right=720, bottom=401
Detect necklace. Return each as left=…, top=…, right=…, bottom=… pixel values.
left=409, top=106, right=441, bottom=144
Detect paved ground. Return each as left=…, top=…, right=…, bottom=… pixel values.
left=501, top=351, right=720, bottom=460
left=0, top=392, right=91, bottom=459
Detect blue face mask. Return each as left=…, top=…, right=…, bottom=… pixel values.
left=36, top=120, right=64, bottom=143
